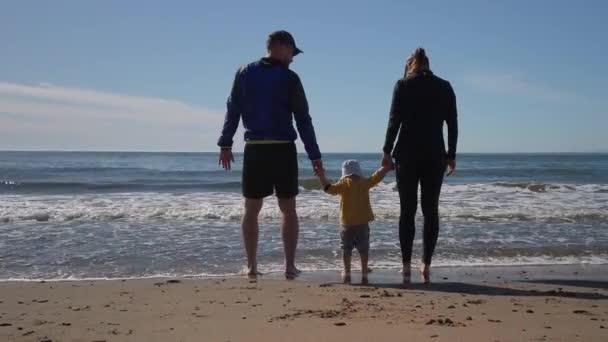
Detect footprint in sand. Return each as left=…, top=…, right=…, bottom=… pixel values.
left=33, top=319, right=47, bottom=326
left=573, top=310, right=592, bottom=315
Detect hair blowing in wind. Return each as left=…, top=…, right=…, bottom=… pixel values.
left=405, top=47, right=430, bottom=78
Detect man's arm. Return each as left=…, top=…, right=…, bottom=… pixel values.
left=445, top=82, right=458, bottom=160
left=217, top=69, right=243, bottom=149
left=382, top=80, right=405, bottom=155
left=290, top=72, right=322, bottom=161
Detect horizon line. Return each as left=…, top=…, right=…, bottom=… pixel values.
left=0, top=149, right=607, bottom=154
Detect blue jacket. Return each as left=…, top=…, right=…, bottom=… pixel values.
left=217, top=58, right=322, bottom=160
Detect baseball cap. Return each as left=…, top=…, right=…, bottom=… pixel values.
left=267, top=30, right=303, bottom=56
left=341, top=160, right=363, bottom=178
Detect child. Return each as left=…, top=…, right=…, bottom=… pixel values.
left=317, top=160, right=392, bottom=283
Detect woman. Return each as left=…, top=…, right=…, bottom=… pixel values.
left=382, top=48, right=458, bottom=283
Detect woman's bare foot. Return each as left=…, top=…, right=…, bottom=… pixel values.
left=420, top=264, right=430, bottom=284
left=400, top=264, right=411, bottom=284
left=285, top=266, right=302, bottom=280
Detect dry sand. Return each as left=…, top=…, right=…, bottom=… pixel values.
left=1, top=271, right=607, bottom=342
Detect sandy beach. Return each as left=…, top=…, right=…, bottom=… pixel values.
left=1, top=265, right=607, bottom=342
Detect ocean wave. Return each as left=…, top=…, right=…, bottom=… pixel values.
left=2, top=181, right=607, bottom=224
left=3, top=177, right=608, bottom=195
left=1, top=200, right=607, bottom=224
left=0, top=180, right=243, bottom=193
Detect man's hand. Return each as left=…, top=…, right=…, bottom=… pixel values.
left=445, top=159, right=456, bottom=176
left=219, top=149, right=235, bottom=170
left=381, top=153, right=395, bottom=170
left=311, top=159, right=324, bottom=176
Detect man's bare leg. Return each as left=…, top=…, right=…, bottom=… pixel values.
left=278, top=196, right=300, bottom=278
left=243, top=198, right=263, bottom=278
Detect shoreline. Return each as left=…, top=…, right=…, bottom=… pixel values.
left=3, top=263, right=607, bottom=284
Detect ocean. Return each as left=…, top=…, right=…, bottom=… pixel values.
left=1, top=151, right=607, bottom=280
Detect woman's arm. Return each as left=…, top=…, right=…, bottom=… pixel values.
left=382, top=80, right=405, bottom=155
left=445, top=82, right=458, bottom=161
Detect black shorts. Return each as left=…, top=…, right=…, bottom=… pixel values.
left=242, top=143, right=299, bottom=199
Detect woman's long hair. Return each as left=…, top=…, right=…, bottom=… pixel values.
left=405, top=47, right=430, bottom=79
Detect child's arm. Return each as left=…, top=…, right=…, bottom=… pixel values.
left=318, top=169, right=332, bottom=189
left=367, top=165, right=392, bottom=188
left=318, top=169, right=345, bottom=195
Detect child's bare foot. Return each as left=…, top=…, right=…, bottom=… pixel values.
left=419, top=264, right=430, bottom=284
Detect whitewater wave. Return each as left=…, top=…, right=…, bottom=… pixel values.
left=1, top=181, right=607, bottom=224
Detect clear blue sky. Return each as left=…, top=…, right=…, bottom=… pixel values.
left=1, top=0, right=607, bottom=153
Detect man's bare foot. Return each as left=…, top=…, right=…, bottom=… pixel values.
left=242, top=266, right=263, bottom=279
left=341, top=271, right=351, bottom=284
left=420, top=264, right=430, bottom=284
left=361, top=275, right=369, bottom=286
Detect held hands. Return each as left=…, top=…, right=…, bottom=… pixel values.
left=311, top=159, right=324, bottom=176
left=381, top=153, right=395, bottom=171
left=314, top=162, right=332, bottom=189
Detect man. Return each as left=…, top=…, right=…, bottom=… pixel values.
left=217, top=30, right=323, bottom=279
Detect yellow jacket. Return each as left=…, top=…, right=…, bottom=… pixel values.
left=325, top=171, right=386, bottom=226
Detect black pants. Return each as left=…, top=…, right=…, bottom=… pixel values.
left=396, top=158, right=446, bottom=265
